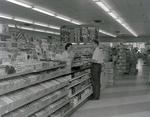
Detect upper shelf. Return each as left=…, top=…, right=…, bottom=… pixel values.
left=0, top=64, right=66, bottom=80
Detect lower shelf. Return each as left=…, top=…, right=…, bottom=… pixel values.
left=70, top=84, right=92, bottom=98
left=42, top=100, right=70, bottom=117
left=62, top=92, right=93, bottom=117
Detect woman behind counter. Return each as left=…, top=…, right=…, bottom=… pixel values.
left=62, top=43, right=74, bottom=60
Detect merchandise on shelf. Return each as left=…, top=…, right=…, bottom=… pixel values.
left=60, top=25, right=99, bottom=43
left=49, top=103, right=72, bottom=117
left=71, top=44, right=93, bottom=68
left=2, top=92, right=68, bottom=117
left=61, top=28, right=70, bottom=42
left=0, top=24, right=94, bottom=117
left=0, top=76, right=69, bottom=115
left=70, top=86, right=92, bottom=107
left=125, top=49, right=131, bottom=73
left=129, top=48, right=138, bottom=75
left=116, top=44, right=127, bottom=76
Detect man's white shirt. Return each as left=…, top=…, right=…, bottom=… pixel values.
left=92, top=47, right=104, bottom=64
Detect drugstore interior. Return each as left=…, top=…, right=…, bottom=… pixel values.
left=0, top=0, right=150, bottom=117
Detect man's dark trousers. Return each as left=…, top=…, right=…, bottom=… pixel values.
left=91, top=63, right=101, bottom=99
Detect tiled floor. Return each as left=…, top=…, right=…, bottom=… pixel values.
left=70, top=59, right=150, bottom=117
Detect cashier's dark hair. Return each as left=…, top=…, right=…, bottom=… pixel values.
left=93, top=39, right=99, bottom=45
left=65, top=43, right=72, bottom=50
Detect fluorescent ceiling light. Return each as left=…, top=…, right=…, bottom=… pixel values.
left=125, top=27, right=130, bottom=30
left=34, top=22, right=48, bottom=27
left=6, top=1, right=81, bottom=25
left=56, top=15, right=70, bottom=22
left=96, top=2, right=110, bottom=12
left=72, top=43, right=77, bottom=44
left=0, top=14, right=13, bottom=19
left=8, top=24, right=15, bottom=27
left=49, top=26, right=60, bottom=30
left=14, top=18, right=33, bottom=24
left=32, top=7, right=55, bottom=16
left=94, top=0, right=137, bottom=37
left=8, top=24, right=59, bottom=35
left=79, top=43, right=84, bottom=44
left=108, top=12, right=118, bottom=19
left=54, top=32, right=60, bottom=35
left=121, top=23, right=126, bottom=27
left=71, top=21, right=81, bottom=25
left=0, top=13, right=60, bottom=31
left=93, top=0, right=100, bottom=2
left=21, top=27, right=34, bottom=30
left=6, top=0, right=32, bottom=8
left=45, top=31, right=54, bottom=34
left=99, top=29, right=116, bottom=37
left=35, top=29, right=45, bottom=32
left=116, top=19, right=123, bottom=24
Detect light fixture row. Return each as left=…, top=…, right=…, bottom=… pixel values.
left=94, top=0, right=138, bottom=37
left=0, top=13, right=116, bottom=37
left=99, top=30, right=116, bottom=37
left=0, top=14, right=60, bottom=30
left=6, top=0, right=81, bottom=25
left=8, top=24, right=60, bottom=35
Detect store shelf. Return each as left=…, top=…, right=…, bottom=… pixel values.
left=71, top=65, right=91, bottom=74
left=1, top=83, right=68, bottom=115
left=73, top=91, right=93, bottom=107
left=69, top=77, right=91, bottom=88
left=70, top=84, right=92, bottom=98
left=0, top=72, right=68, bottom=95
left=35, top=64, right=66, bottom=72
left=21, top=92, right=69, bottom=117
left=62, top=92, right=93, bottom=117
left=70, top=73, right=90, bottom=81
left=0, top=64, right=66, bottom=80
left=43, top=100, right=69, bottom=117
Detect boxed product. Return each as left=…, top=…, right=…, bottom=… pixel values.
left=0, top=24, right=9, bottom=34
left=107, top=69, right=115, bottom=73
left=106, top=62, right=114, bottom=69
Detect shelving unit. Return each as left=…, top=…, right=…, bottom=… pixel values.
left=56, top=66, right=92, bottom=117
left=42, top=100, right=70, bottom=117
left=70, top=73, right=90, bottom=81
left=69, top=77, right=91, bottom=88
left=62, top=92, right=93, bottom=117
left=70, top=84, right=92, bottom=98
left=21, top=92, right=69, bottom=117
left=0, top=69, right=68, bottom=95
left=0, top=63, right=70, bottom=117
left=0, top=64, right=66, bottom=80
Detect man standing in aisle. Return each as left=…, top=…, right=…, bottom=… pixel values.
left=91, top=39, right=104, bottom=100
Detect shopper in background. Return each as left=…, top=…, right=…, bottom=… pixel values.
left=62, top=43, right=74, bottom=60
left=91, top=39, right=104, bottom=100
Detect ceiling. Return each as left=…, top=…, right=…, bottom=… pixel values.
left=0, top=0, right=149, bottom=37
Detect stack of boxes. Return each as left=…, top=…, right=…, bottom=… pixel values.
left=129, top=49, right=138, bottom=75
left=106, top=62, right=115, bottom=85
left=125, top=49, right=131, bottom=74
left=116, top=45, right=127, bottom=77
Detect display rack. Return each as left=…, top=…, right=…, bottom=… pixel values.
left=61, top=66, right=93, bottom=117
left=0, top=63, right=70, bottom=117
left=70, top=84, right=92, bottom=98
left=62, top=92, right=92, bottom=117
left=0, top=64, right=66, bottom=80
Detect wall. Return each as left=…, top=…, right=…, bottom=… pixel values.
left=98, top=36, right=150, bottom=43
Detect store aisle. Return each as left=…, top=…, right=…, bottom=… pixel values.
left=70, top=59, right=150, bottom=117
